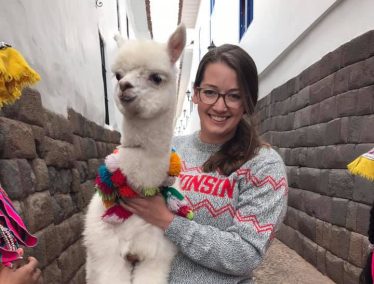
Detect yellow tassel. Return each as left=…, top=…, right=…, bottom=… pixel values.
left=0, top=46, right=40, bottom=107
left=347, top=148, right=374, bottom=182
left=169, top=151, right=182, bottom=176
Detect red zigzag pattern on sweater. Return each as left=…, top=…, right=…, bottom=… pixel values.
left=235, top=168, right=288, bottom=194
left=185, top=196, right=274, bottom=233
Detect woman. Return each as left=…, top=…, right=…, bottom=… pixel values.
left=122, top=44, right=288, bottom=283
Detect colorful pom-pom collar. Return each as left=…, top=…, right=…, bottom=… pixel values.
left=95, top=148, right=193, bottom=224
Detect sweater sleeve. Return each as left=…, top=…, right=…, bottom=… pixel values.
left=164, top=154, right=288, bottom=276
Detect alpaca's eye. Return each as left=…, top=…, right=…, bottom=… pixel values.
left=115, top=73, right=122, bottom=81
left=149, top=73, right=162, bottom=85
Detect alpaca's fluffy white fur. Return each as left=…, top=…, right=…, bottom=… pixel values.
left=84, top=25, right=186, bottom=284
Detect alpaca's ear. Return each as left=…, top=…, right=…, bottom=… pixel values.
left=114, top=34, right=125, bottom=48
left=167, top=23, right=186, bottom=64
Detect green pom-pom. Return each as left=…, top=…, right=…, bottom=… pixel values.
left=143, top=187, right=159, bottom=196
left=186, top=211, right=194, bottom=220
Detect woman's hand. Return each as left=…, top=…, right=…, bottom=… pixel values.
left=0, top=257, right=42, bottom=284
left=121, top=195, right=175, bottom=230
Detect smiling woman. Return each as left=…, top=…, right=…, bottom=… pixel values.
left=123, top=44, right=288, bottom=284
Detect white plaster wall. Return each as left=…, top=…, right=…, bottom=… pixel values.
left=0, top=0, right=142, bottom=129
left=256, top=0, right=374, bottom=98
left=211, top=0, right=240, bottom=46
left=240, top=0, right=337, bottom=75
left=0, top=0, right=105, bottom=124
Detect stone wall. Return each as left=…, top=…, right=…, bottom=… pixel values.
left=256, top=30, right=374, bottom=283
left=0, top=88, right=120, bottom=283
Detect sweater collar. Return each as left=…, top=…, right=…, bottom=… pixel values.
left=192, top=131, right=222, bottom=153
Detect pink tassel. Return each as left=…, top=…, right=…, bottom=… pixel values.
left=102, top=205, right=133, bottom=224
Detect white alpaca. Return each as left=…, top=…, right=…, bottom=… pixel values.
left=83, top=25, right=186, bottom=284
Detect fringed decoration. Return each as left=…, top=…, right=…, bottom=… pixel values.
left=347, top=148, right=374, bottom=182
left=0, top=45, right=41, bottom=107
left=98, top=164, right=113, bottom=188
left=111, top=169, right=127, bottom=187
left=96, top=148, right=193, bottom=223
left=162, top=187, right=194, bottom=220
left=102, top=205, right=133, bottom=224
left=95, top=176, right=114, bottom=196
left=143, top=187, right=159, bottom=196
left=119, top=185, right=138, bottom=198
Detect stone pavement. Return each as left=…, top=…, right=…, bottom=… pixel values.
left=253, top=239, right=335, bottom=284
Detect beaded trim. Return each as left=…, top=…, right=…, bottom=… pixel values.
left=0, top=223, right=17, bottom=251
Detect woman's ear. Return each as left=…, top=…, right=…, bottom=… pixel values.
left=192, top=88, right=198, bottom=104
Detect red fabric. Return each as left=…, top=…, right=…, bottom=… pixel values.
left=0, top=186, right=37, bottom=267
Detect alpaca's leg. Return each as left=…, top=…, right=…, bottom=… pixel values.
left=132, top=257, right=174, bottom=284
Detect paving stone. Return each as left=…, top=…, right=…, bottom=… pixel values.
left=341, top=31, right=373, bottom=67
left=40, top=137, right=75, bottom=168
left=44, top=110, right=73, bottom=143
left=349, top=57, right=374, bottom=90
left=327, top=169, right=353, bottom=199
left=31, top=158, right=49, bottom=192
left=325, top=250, right=344, bottom=283
left=356, top=203, right=370, bottom=236
left=357, top=85, right=374, bottom=115
left=348, top=232, right=366, bottom=267
left=343, top=261, right=362, bottom=284
left=42, top=261, right=62, bottom=284
left=331, top=197, right=348, bottom=227
left=23, top=191, right=54, bottom=232
left=48, top=167, right=72, bottom=195
left=0, top=117, right=36, bottom=159
left=57, top=240, right=85, bottom=283
left=1, top=88, right=45, bottom=127
left=310, top=74, right=334, bottom=105
left=298, top=211, right=316, bottom=242
left=329, top=225, right=350, bottom=260
left=0, top=159, right=35, bottom=199
left=353, top=175, right=374, bottom=205
left=318, top=96, right=337, bottom=123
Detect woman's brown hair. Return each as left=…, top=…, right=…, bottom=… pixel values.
left=194, top=44, right=266, bottom=176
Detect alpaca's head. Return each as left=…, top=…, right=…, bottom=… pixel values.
left=111, top=24, right=186, bottom=119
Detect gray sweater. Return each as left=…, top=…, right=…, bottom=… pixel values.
left=165, top=132, right=288, bottom=284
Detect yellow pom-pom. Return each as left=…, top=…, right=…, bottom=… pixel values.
left=169, top=151, right=182, bottom=176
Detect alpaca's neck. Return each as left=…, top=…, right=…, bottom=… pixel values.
left=121, top=110, right=175, bottom=156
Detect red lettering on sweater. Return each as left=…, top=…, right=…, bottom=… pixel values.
left=180, top=174, right=235, bottom=199
left=219, top=179, right=236, bottom=198
left=200, top=176, right=217, bottom=194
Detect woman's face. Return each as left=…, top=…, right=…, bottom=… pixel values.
left=193, top=62, right=245, bottom=144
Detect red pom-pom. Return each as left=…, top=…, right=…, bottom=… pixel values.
left=111, top=169, right=127, bottom=187
left=177, top=205, right=192, bottom=217
left=119, top=185, right=138, bottom=198
left=95, top=176, right=114, bottom=195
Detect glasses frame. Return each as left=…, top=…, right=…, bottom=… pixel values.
left=196, top=87, right=242, bottom=109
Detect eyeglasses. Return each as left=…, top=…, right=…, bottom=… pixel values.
left=197, top=87, right=242, bottom=108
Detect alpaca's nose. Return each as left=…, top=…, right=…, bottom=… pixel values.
left=119, top=81, right=134, bottom=92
